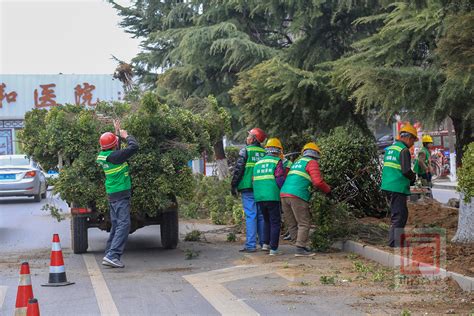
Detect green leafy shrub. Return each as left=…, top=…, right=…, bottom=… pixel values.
left=318, top=125, right=387, bottom=217
left=309, top=126, right=387, bottom=251
left=19, top=93, right=211, bottom=217
left=310, top=192, right=356, bottom=252
left=179, top=175, right=242, bottom=226
left=457, top=142, right=474, bottom=202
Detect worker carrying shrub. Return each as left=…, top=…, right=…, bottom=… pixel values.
left=280, top=142, right=331, bottom=256
left=252, top=138, right=286, bottom=256
left=413, top=134, right=433, bottom=187
left=96, top=120, right=139, bottom=268
left=381, top=122, right=417, bottom=248
left=231, top=128, right=267, bottom=252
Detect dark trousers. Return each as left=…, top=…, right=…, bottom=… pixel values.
left=258, top=201, right=281, bottom=250
left=387, top=192, right=408, bottom=247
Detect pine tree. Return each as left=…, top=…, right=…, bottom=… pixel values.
left=334, top=1, right=473, bottom=164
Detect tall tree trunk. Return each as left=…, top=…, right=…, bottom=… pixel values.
left=214, top=139, right=229, bottom=180
left=450, top=115, right=474, bottom=167
left=452, top=195, right=474, bottom=243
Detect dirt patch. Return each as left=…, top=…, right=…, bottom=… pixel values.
left=356, top=198, right=474, bottom=277
left=249, top=251, right=474, bottom=314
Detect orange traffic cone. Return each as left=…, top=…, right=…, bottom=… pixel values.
left=15, top=262, right=34, bottom=316
left=26, top=298, right=40, bottom=316
left=42, top=234, right=74, bottom=287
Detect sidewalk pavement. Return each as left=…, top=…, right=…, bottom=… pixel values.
left=431, top=179, right=459, bottom=203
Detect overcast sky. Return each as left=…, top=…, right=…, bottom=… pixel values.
left=0, top=0, right=141, bottom=74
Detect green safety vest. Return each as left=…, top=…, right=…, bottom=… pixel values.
left=253, top=155, right=281, bottom=202
left=237, top=145, right=266, bottom=190
left=280, top=157, right=313, bottom=202
left=283, top=158, right=293, bottom=170
left=381, top=141, right=411, bottom=195
left=96, top=150, right=131, bottom=194
left=413, top=146, right=430, bottom=175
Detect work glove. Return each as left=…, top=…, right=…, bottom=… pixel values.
left=231, top=187, right=238, bottom=197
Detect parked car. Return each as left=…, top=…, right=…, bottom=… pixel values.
left=0, top=155, right=48, bottom=201
left=376, top=134, right=394, bottom=152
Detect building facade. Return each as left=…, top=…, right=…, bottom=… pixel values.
left=0, top=74, right=124, bottom=155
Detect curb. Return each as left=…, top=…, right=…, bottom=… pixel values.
left=334, top=240, right=474, bottom=292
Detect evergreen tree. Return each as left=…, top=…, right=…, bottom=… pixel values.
left=334, top=1, right=473, bottom=164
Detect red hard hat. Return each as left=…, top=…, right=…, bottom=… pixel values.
left=248, top=128, right=267, bottom=143
left=99, top=132, right=118, bottom=150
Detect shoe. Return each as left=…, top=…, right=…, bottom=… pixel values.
left=261, top=244, right=270, bottom=251
left=283, top=232, right=291, bottom=241
left=102, top=256, right=125, bottom=268
left=239, top=248, right=257, bottom=253
left=269, top=249, right=282, bottom=256
left=295, top=247, right=315, bottom=257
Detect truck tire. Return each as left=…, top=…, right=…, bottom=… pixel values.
left=71, top=215, right=89, bottom=254
left=160, top=208, right=179, bottom=249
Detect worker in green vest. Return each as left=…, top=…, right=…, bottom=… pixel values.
left=280, top=142, right=331, bottom=257
left=381, top=122, right=417, bottom=248
left=413, top=134, right=433, bottom=186
left=231, top=128, right=267, bottom=252
left=253, top=138, right=286, bottom=256
left=97, top=120, right=139, bottom=268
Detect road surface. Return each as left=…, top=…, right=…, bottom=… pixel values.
left=0, top=194, right=472, bottom=315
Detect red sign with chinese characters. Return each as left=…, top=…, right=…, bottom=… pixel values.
left=0, top=83, right=18, bottom=108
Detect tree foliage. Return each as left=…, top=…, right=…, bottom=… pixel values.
left=334, top=1, right=473, bottom=163
left=458, top=142, right=474, bottom=202
left=110, top=0, right=380, bottom=138
left=19, top=93, right=211, bottom=216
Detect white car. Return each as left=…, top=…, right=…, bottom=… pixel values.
left=0, top=155, right=48, bottom=202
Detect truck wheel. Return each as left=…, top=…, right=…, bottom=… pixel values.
left=71, top=215, right=89, bottom=254
left=160, top=208, right=179, bottom=249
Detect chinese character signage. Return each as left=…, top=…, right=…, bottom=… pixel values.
left=0, top=75, right=124, bottom=119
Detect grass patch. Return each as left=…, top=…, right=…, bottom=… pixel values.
left=320, top=275, right=336, bottom=285
left=184, top=230, right=202, bottom=242
left=184, top=249, right=200, bottom=260
left=226, top=232, right=237, bottom=242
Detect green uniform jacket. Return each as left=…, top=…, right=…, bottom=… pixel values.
left=381, top=141, right=411, bottom=195
left=413, top=146, right=430, bottom=175
left=253, top=155, right=281, bottom=202
left=280, top=157, right=313, bottom=202
left=96, top=150, right=131, bottom=194
left=237, top=145, right=266, bottom=191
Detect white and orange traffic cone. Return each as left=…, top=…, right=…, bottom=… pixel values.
left=15, top=262, right=34, bottom=316
left=26, top=298, right=40, bottom=316
left=42, top=234, right=74, bottom=287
